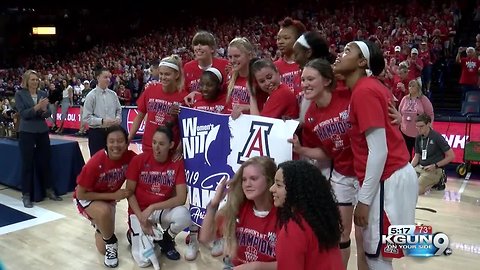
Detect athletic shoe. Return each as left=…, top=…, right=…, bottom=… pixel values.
left=104, top=242, right=118, bottom=268
left=157, top=231, right=180, bottom=260
left=433, top=171, right=447, bottom=190
left=184, top=240, right=199, bottom=261
left=211, top=238, right=224, bottom=257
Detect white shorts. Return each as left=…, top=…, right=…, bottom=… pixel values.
left=73, top=198, right=116, bottom=221
left=330, top=169, right=359, bottom=205
left=361, top=164, right=418, bottom=259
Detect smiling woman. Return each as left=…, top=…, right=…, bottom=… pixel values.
left=270, top=160, right=343, bottom=270
left=73, top=125, right=137, bottom=268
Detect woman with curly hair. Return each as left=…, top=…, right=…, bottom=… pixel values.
left=199, top=156, right=278, bottom=269
left=270, top=160, right=344, bottom=270
left=275, top=17, right=306, bottom=96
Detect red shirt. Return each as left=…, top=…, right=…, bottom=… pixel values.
left=74, top=150, right=137, bottom=199
left=226, top=75, right=258, bottom=113
left=231, top=200, right=277, bottom=266
left=348, top=77, right=409, bottom=183
left=276, top=216, right=344, bottom=270
left=407, top=58, right=424, bottom=79
left=260, top=83, right=299, bottom=119
left=302, top=89, right=355, bottom=177
left=392, top=75, right=412, bottom=103
left=126, top=153, right=186, bottom=212
left=136, top=81, right=187, bottom=153
left=192, top=93, right=228, bottom=114
left=274, top=58, right=302, bottom=95
left=184, top=58, right=229, bottom=93
left=459, top=57, right=480, bottom=85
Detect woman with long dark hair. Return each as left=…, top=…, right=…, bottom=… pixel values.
left=270, top=160, right=344, bottom=269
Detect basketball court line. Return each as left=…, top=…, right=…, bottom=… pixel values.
left=458, top=178, right=469, bottom=194
left=0, top=194, right=64, bottom=235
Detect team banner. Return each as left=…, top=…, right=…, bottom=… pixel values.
left=179, top=107, right=299, bottom=226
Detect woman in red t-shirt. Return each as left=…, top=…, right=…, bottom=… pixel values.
left=274, top=17, right=306, bottom=95
left=127, top=54, right=187, bottom=154
left=248, top=58, right=299, bottom=119
left=192, top=67, right=228, bottom=114
left=199, top=156, right=278, bottom=269
left=126, top=124, right=191, bottom=262
left=73, top=125, right=137, bottom=268
left=270, top=160, right=344, bottom=270
left=333, top=40, right=418, bottom=269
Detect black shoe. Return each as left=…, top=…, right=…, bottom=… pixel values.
left=157, top=231, right=180, bottom=260
left=46, top=189, right=63, bottom=201
left=434, top=171, right=447, bottom=190
left=22, top=194, right=33, bottom=208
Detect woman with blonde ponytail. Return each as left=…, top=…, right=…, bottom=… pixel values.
left=199, top=156, right=278, bottom=269
left=127, top=54, right=187, bottom=154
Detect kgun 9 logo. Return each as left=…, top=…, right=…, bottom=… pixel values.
left=382, top=225, right=452, bottom=257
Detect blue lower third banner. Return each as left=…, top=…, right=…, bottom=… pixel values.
left=179, top=107, right=299, bottom=226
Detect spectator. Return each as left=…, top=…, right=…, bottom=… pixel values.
left=15, top=70, right=62, bottom=208
left=56, top=79, right=74, bottom=134
left=411, top=113, right=454, bottom=195
left=46, top=82, right=62, bottom=131
left=399, top=79, right=434, bottom=159
left=456, top=46, right=480, bottom=99
left=75, top=80, right=92, bottom=136
left=116, top=84, right=132, bottom=106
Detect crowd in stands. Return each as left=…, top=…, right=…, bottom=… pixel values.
left=0, top=0, right=469, bottom=112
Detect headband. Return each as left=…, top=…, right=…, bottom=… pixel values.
left=295, top=35, right=311, bottom=49
left=159, top=61, right=179, bottom=71
left=353, top=41, right=373, bottom=76
left=205, top=67, right=223, bottom=83
left=353, top=41, right=370, bottom=69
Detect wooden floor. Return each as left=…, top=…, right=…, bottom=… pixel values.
left=0, top=134, right=479, bottom=270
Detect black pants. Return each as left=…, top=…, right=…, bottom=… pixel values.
left=19, top=131, right=51, bottom=196
left=88, top=128, right=107, bottom=157
left=402, top=132, right=416, bottom=161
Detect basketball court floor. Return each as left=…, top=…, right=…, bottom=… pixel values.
left=0, top=134, right=479, bottom=270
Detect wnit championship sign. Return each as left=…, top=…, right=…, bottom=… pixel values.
left=179, top=107, right=299, bottom=226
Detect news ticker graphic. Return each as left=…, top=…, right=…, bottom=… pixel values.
left=382, top=225, right=452, bottom=257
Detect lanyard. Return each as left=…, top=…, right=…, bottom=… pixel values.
left=421, top=137, right=430, bottom=151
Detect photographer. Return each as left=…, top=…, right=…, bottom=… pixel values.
left=411, top=114, right=455, bottom=194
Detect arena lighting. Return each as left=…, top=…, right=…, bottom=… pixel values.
left=32, top=27, right=56, bottom=35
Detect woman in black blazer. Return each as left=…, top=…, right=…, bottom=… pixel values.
left=14, top=70, right=62, bottom=208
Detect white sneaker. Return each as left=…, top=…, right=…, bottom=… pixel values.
left=211, top=238, right=224, bottom=257
left=104, top=242, right=118, bottom=268
left=184, top=240, right=199, bottom=261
